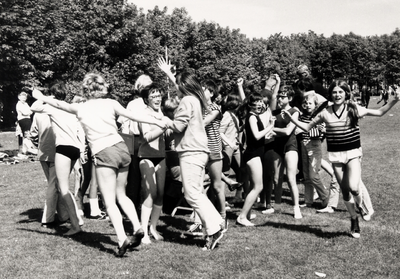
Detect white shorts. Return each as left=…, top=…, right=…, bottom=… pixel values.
left=328, top=147, right=363, bottom=164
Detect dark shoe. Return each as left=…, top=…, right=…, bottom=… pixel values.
left=350, top=217, right=360, bottom=238
left=205, top=229, right=224, bottom=250
left=130, top=228, right=145, bottom=248
left=41, top=221, right=57, bottom=228
left=88, top=212, right=109, bottom=220
left=116, top=237, right=132, bottom=257
left=228, top=181, right=242, bottom=192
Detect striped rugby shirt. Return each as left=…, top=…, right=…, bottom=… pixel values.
left=310, top=104, right=367, bottom=152
left=204, top=102, right=223, bottom=154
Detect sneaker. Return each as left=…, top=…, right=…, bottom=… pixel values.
left=187, top=223, right=203, bottom=236
left=351, top=217, right=360, bottom=238
left=362, top=210, right=374, bottom=222
left=262, top=208, right=275, bottom=215
left=317, top=206, right=334, bottom=214
left=202, top=229, right=224, bottom=250
left=294, top=207, right=302, bottom=219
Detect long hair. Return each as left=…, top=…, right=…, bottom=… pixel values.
left=328, top=79, right=359, bottom=127
left=82, top=73, right=108, bottom=99
left=175, top=71, right=209, bottom=111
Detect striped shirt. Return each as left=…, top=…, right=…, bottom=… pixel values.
left=299, top=113, right=325, bottom=141
left=311, top=104, right=367, bottom=152
left=204, top=102, right=222, bottom=154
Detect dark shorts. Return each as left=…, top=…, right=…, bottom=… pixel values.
left=243, top=146, right=264, bottom=163
left=18, top=118, right=32, bottom=135
left=56, top=145, right=80, bottom=161
left=93, top=141, right=131, bottom=169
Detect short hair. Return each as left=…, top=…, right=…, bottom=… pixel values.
left=297, top=64, right=310, bottom=75
left=19, top=92, right=28, bottom=97
left=49, top=81, right=67, bottom=101
left=303, top=92, right=319, bottom=106
left=134, top=74, right=152, bottom=93
left=140, top=83, right=164, bottom=105
left=82, top=73, right=108, bottom=99
left=295, top=77, right=314, bottom=92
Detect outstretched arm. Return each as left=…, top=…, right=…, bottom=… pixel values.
left=365, top=91, right=399, bottom=117
left=270, top=74, right=280, bottom=111
left=32, top=89, right=78, bottom=114
left=114, top=102, right=167, bottom=130
left=281, top=109, right=316, bottom=132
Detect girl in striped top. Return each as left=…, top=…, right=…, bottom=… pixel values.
left=284, top=79, right=399, bottom=238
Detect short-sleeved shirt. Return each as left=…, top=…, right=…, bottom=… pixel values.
left=311, top=104, right=367, bottom=152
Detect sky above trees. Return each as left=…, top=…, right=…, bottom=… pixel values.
left=130, top=0, right=400, bottom=39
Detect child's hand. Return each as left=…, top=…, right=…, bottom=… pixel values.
left=274, top=74, right=281, bottom=84
left=157, top=57, right=173, bottom=74
left=237, top=78, right=244, bottom=87
left=281, top=110, right=291, bottom=119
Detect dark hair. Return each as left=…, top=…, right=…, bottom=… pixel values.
left=162, top=96, right=180, bottom=119
left=221, top=93, right=242, bottom=113
left=201, top=79, right=219, bottom=102
left=238, top=93, right=263, bottom=119
left=328, top=79, right=359, bottom=127
left=175, top=71, right=209, bottom=111
left=295, top=77, right=315, bottom=93
left=49, top=81, right=67, bottom=101
left=140, top=83, right=164, bottom=105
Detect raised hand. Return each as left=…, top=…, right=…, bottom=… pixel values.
left=32, top=88, right=44, bottom=100
left=237, top=78, right=244, bottom=87
left=157, top=57, right=172, bottom=74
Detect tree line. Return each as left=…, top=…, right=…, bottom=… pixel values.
left=1, top=0, right=399, bottom=128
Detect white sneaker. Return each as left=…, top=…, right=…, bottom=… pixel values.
left=294, top=207, right=302, bottom=219
left=262, top=208, right=275, bottom=214
left=317, top=206, right=334, bottom=214
left=362, top=210, right=374, bottom=221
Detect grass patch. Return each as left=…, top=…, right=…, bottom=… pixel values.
left=1, top=99, right=400, bottom=278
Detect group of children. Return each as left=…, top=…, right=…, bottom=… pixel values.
left=23, top=60, right=399, bottom=256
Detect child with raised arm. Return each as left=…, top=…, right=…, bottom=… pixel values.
left=283, top=78, right=399, bottom=238
left=158, top=58, right=224, bottom=250
left=32, top=73, right=166, bottom=257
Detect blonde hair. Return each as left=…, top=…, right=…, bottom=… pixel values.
left=82, top=73, right=108, bottom=99
left=134, top=74, right=152, bottom=93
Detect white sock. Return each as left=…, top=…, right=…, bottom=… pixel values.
left=89, top=197, right=101, bottom=216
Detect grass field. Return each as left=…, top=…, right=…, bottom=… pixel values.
left=0, top=98, right=399, bottom=278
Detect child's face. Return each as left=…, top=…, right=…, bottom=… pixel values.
left=250, top=100, right=264, bottom=114
left=302, top=100, right=316, bottom=114
left=331, top=86, right=346, bottom=105
left=19, top=94, right=27, bottom=102
left=147, top=90, right=162, bottom=111
left=277, top=95, right=290, bottom=109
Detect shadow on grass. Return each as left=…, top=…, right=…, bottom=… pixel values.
left=18, top=227, right=119, bottom=255
left=256, top=220, right=348, bottom=238
left=17, top=207, right=124, bottom=256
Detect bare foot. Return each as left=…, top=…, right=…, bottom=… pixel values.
left=64, top=227, right=82, bottom=236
